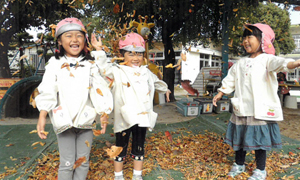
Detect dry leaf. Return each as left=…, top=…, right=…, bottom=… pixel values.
left=105, top=146, right=123, bottom=158
left=138, top=112, right=148, bottom=115
left=165, top=63, right=174, bottom=68
left=165, top=131, right=172, bottom=143
left=31, top=141, right=41, bottom=146
left=119, top=61, right=128, bottom=65
left=96, top=88, right=103, bottom=96
left=10, top=156, right=17, bottom=161
left=73, top=156, right=87, bottom=169
left=41, top=131, right=49, bottom=136
left=93, top=129, right=102, bottom=136
left=19, top=55, right=28, bottom=61
left=12, top=70, right=20, bottom=76
left=29, top=130, right=38, bottom=134
left=85, top=140, right=90, bottom=147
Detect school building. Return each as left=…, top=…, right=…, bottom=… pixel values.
left=281, top=25, right=300, bottom=81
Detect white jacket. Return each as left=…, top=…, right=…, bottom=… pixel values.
left=35, top=51, right=113, bottom=134
left=218, top=53, right=294, bottom=121
left=95, top=52, right=168, bottom=133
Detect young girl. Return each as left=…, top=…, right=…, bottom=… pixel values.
left=95, top=32, right=171, bottom=180
left=213, top=23, right=300, bottom=180
left=35, top=18, right=113, bottom=180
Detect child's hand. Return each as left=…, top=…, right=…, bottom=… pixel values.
left=37, top=115, right=47, bottom=139
left=100, top=114, right=109, bottom=134
left=213, top=92, right=224, bottom=107
left=166, top=89, right=171, bottom=102
left=91, top=33, right=103, bottom=51
left=294, top=59, right=300, bottom=68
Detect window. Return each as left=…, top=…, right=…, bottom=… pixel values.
left=200, top=61, right=203, bottom=69
left=205, top=61, right=209, bottom=67
left=292, top=35, right=300, bottom=54
left=156, top=52, right=163, bottom=57
left=174, top=51, right=181, bottom=57
left=149, top=53, right=155, bottom=58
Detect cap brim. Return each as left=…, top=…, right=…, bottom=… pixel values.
left=55, top=24, right=84, bottom=38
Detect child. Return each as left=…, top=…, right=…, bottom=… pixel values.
left=213, top=23, right=300, bottom=180
left=96, top=32, right=171, bottom=180
left=35, top=18, right=113, bottom=180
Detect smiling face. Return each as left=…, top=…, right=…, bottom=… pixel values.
left=123, top=51, right=144, bottom=67
left=243, top=35, right=261, bottom=54
left=58, top=30, right=85, bottom=58
left=242, top=25, right=263, bottom=58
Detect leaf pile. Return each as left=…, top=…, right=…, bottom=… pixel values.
left=1, top=128, right=300, bottom=179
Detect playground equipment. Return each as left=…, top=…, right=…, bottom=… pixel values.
left=0, top=43, right=55, bottom=118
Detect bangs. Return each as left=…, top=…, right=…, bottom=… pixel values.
left=243, top=25, right=262, bottom=41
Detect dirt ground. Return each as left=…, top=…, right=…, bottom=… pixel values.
left=279, top=107, right=300, bottom=141
left=1, top=86, right=300, bottom=142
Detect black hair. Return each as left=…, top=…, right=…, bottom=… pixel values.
left=119, top=49, right=145, bottom=57
left=243, top=25, right=262, bottom=42
left=54, top=32, right=94, bottom=61
left=119, top=49, right=126, bottom=57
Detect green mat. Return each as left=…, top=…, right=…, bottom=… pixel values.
left=1, top=112, right=300, bottom=179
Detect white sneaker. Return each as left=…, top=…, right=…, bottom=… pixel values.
left=132, top=175, right=143, bottom=180
left=248, top=169, right=267, bottom=180
left=114, top=175, right=124, bottom=180
left=228, top=163, right=245, bottom=178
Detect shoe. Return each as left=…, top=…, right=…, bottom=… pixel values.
left=228, top=163, right=245, bottom=178
left=248, top=169, right=267, bottom=180
left=132, top=175, right=143, bottom=180
left=114, top=175, right=124, bottom=180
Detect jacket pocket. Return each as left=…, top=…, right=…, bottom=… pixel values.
left=230, top=98, right=242, bottom=116
left=51, top=105, right=72, bottom=133
left=260, top=103, right=280, bottom=118
left=77, top=105, right=97, bottom=126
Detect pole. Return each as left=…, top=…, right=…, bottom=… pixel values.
left=221, top=0, right=231, bottom=79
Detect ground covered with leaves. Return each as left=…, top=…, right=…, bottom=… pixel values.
left=1, top=127, right=300, bottom=180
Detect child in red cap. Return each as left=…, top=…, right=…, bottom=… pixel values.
left=96, top=32, right=171, bottom=180
left=35, top=17, right=113, bottom=180
left=213, top=23, right=300, bottom=180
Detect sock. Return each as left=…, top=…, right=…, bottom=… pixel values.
left=114, top=171, right=123, bottom=176
left=133, top=169, right=142, bottom=176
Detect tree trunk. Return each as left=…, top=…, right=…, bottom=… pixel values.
left=162, top=23, right=176, bottom=102
left=0, top=45, right=12, bottom=78
left=19, top=48, right=25, bottom=78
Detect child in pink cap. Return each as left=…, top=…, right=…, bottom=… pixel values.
left=35, top=17, right=113, bottom=180
left=96, top=32, right=171, bottom=180
left=213, top=23, right=300, bottom=180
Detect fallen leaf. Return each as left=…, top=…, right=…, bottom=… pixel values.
left=41, top=131, right=49, bottom=136
left=31, top=141, right=41, bottom=146
left=96, top=88, right=103, bottom=96
left=105, top=146, right=123, bottom=158
left=165, top=131, right=172, bottom=143
left=73, top=156, right=87, bottom=169
left=93, top=129, right=102, bottom=136
left=85, top=140, right=90, bottom=147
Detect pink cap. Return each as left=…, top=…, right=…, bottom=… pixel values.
left=119, top=32, right=145, bottom=52
left=55, top=18, right=85, bottom=38
left=246, top=23, right=275, bottom=55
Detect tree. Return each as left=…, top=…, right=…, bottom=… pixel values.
left=87, top=0, right=260, bottom=101
left=0, top=0, right=81, bottom=78
left=228, top=2, right=296, bottom=56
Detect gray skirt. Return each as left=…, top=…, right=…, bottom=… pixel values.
left=224, top=113, right=282, bottom=151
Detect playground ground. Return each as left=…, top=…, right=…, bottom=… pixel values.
left=0, top=86, right=300, bottom=179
